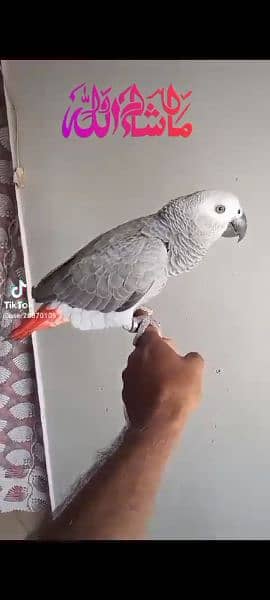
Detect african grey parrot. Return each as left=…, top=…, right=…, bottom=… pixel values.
left=10, top=189, right=247, bottom=343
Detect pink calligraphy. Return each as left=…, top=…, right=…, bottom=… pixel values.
left=62, top=83, right=193, bottom=139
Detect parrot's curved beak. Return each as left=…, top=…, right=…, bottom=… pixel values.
left=222, top=212, right=247, bottom=243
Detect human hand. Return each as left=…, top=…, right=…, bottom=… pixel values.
left=122, top=316, right=204, bottom=432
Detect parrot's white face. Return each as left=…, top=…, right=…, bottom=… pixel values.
left=191, top=190, right=247, bottom=242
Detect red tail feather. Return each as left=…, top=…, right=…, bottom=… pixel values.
left=10, top=306, right=69, bottom=341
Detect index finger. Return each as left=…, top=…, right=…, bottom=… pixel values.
left=134, top=323, right=162, bottom=348
left=161, top=337, right=181, bottom=354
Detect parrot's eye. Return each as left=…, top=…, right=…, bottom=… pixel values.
left=215, top=205, right=226, bottom=214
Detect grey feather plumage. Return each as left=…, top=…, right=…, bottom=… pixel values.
left=32, top=216, right=169, bottom=313
left=32, top=190, right=247, bottom=328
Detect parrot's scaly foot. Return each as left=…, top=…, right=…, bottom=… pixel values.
left=123, top=306, right=159, bottom=344
left=123, top=306, right=154, bottom=334
left=131, top=314, right=161, bottom=346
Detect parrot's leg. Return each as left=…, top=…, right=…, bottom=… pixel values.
left=123, top=306, right=153, bottom=334
left=127, top=306, right=153, bottom=333
left=130, top=313, right=161, bottom=346
left=123, top=306, right=159, bottom=345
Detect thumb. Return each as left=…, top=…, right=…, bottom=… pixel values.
left=184, top=351, right=205, bottom=368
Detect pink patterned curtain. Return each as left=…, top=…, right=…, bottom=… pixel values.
left=0, top=70, right=49, bottom=511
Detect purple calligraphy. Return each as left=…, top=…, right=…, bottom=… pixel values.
left=62, top=83, right=193, bottom=139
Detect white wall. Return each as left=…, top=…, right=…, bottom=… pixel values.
left=2, top=59, right=270, bottom=539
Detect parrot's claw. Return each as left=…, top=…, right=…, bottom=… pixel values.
left=123, top=306, right=159, bottom=345
left=138, top=306, right=153, bottom=316
left=123, top=306, right=154, bottom=334
left=130, top=314, right=161, bottom=346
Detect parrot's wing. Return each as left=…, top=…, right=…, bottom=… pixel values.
left=33, top=223, right=168, bottom=313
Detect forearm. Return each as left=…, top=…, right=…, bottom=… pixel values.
left=37, top=414, right=188, bottom=540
